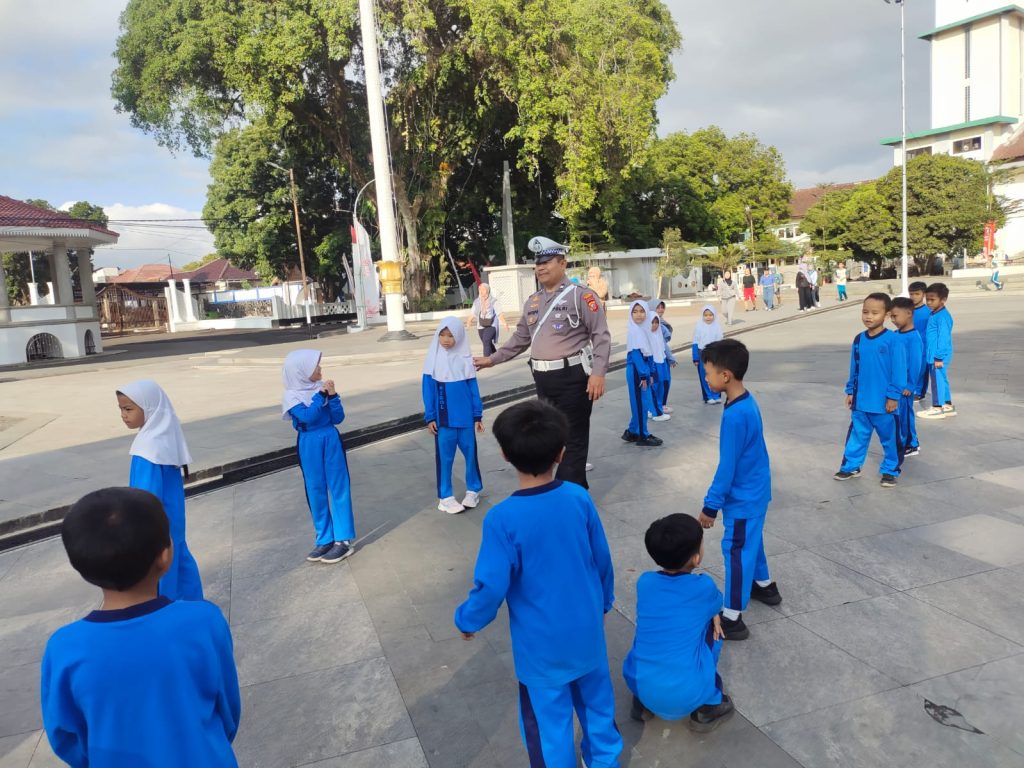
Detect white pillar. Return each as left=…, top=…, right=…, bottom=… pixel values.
left=51, top=244, right=74, bottom=305
left=45, top=282, right=55, bottom=304
left=79, top=253, right=97, bottom=307
left=182, top=278, right=198, bottom=321
left=0, top=257, right=10, bottom=322
left=28, top=283, right=41, bottom=306
left=164, top=285, right=178, bottom=332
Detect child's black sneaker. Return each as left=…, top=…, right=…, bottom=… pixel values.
left=621, top=429, right=640, bottom=443
left=320, top=542, right=354, bottom=563
left=833, top=469, right=861, bottom=481
left=306, top=543, right=334, bottom=562
left=636, top=435, right=664, bottom=447
left=880, top=474, right=897, bottom=488
left=629, top=695, right=652, bottom=722
left=751, top=581, right=782, bottom=606
left=688, top=694, right=735, bottom=733
left=903, top=446, right=920, bottom=457
left=719, top=614, right=749, bottom=641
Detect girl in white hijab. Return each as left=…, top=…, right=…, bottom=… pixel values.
left=692, top=305, right=724, bottom=404
left=423, top=318, right=484, bottom=514
left=282, top=349, right=356, bottom=564
left=623, top=301, right=663, bottom=447
left=647, top=304, right=671, bottom=422
left=116, top=380, right=202, bottom=600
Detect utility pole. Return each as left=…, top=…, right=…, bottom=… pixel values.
left=502, top=161, right=515, bottom=265
left=267, top=161, right=312, bottom=327
left=886, top=0, right=910, bottom=295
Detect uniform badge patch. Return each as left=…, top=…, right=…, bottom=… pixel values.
left=583, top=293, right=599, bottom=312
left=552, top=323, right=565, bottom=330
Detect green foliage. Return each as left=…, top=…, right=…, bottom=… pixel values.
left=654, top=227, right=697, bottom=278
left=182, top=253, right=220, bottom=271
left=66, top=201, right=109, bottom=227
left=747, top=233, right=802, bottom=264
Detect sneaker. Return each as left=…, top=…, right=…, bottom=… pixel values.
left=461, top=491, right=481, bottom=509
left=320, top=542, right=353, bottom=564
left=585, top=462, right=594, bottom=472
left=650, top=413, right=671, bottom=422
left=707, top=398, right=723, bottom=405
left=751, top=582, right=782, bottom=606
left=904, top=446, right=920, bottom=457
left=621, top=429, right=640, bottom=442
left=438, top=496, right=465, bottom=514
left=630, top=695, right=652, bottom=723
left=636, top=435, right=664, bottom=447
left=662, top=405, right=674, bottom=414
left=834, top=469, right=861, bottom=480
left=918, top=407, right=946, bottom=419
left=719, top=614, right=749, bottom=641
left=942, top=404, right=957, bottom=417
left=306, top=543, right=334, bottom=562
left=688, top=695, right=735, bottom=733
left=880, top=474, right=897, bottom=488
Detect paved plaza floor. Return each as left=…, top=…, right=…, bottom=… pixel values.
left=2, top=293, right=1024, bottom=767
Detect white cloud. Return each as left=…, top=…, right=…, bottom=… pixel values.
left=76, top=202, right=216, bottom=270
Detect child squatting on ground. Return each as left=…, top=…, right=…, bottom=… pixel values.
left=919, top=282, right=956, bottom=420
left=890, top=297, right=924, bottom=458
left=698, top=339, right=782, bottom=641
left=422, top=318, right=485, bottom=515
left=282, top=349, right=356, bottom=564
left=834, top=293, right=907, bottom=488
left=623, top=513, right=734, bottom=732
left=41, top=487, right=241, bottom=767
left=455, top=400, right=621, bottom=768
left=116, top=379, right=203, bottom=601
left=622, top=300, right=664, bottom=447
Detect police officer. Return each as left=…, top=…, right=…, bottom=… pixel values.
left=474, top=237, right=611, bottom=488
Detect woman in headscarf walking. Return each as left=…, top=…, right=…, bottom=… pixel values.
left=465, top=283, right=510, bottom=356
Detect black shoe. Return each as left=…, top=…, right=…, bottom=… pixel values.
left=688, top=694, right=735, bottom=733
left=720, top=614, right=749, bottom=641
left=320, top=542, right=354, bottom=563
left=630, top=695, right=652, bottom=722
left=834, top=469, right=861, bottom=481
left=306, top=543, right=334, bottom=562
left=751, top=581, right=782, bottom=606
left=903, top=446, right=920, bottom=457
left=621, top=429, right=640, bottom=443
left=635, top=435, right=664, bottom=447
left=880, top=474, right=897, bottom=488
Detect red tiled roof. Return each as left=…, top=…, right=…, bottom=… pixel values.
left=183, top=258, right=257, bottom=283
left=992, top=128, right=1024, bottom=163
left=111, top=264, right=179, bottom=283
left=0, top=195, right=119, bottom=237
left=789, top=182, right=869, bottom=219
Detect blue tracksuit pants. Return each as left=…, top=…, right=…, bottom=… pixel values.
left=518, top=664, right=622, bottom=768
left=696, top=357, right=721, bottom=403
left=930, top=362, right=952, bottom=406
left=297, top=426, right=355, bottom=545
left=898, top=394, right=918, bottom=451
left=435, top=426, right=482, bottom=499
left=721, top=515, right=770, bottom=613
left=627, top=363, right=650, bottom=437
left=840, top=410, right=903, bottom=476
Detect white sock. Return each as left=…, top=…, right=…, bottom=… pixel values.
left=755, top=579, right=772, bottom=588
left=722, top=607, right=740, bottom=621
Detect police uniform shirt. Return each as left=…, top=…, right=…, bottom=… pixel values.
left=489, top=281, right=611, bottom=375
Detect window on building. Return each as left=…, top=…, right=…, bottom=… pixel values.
left=965, top=85, right=971, bottom=122
left=953, top=136, right=982, bottom=153
left=907, top=146, right=933, bottom=159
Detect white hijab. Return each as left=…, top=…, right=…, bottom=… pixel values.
left=693, top=304, right=724, bottom=350
left=626, top=300, right=654, bottom=356
left=281, top=349, right=323, bottom=418
left=119, top=380, right=192, bottom=468
left=648, top=304, right=666, bottom=364
left=424, top=317, right=476, bottom=382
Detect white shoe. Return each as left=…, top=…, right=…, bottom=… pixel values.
left=650, top=413, right=671, bottom=422
left=585, top=462, right=594, bottom=472
left=918, top=407, right=945, bottom=420
left=662, top=406, right=674, bottom=413
left=461, top=491, right=481, bottom=509
left=438, top=496, right=465, bottom=514
left=707, top=398, right=723, bottom=405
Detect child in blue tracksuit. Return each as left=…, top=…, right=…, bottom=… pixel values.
left=624, top=513, right=734, bottom=732
left=282, top=349, right=356, bottom=564
left=698, top=339, right=780, bottom=641
left=834, top=293, right=907, bottom=487
left=423, top=318, right=484, bottom=515
left=41, top=487, right=240, bottom=767
left=116, top=380, right=203, bottom=601
left=891, top=297, right=924, bottom=456
left=692, top=305, right=723, bottom=404
left=648, top=310, right=671, bottom=419
left=455, top=400, right=621, bottom=768
left=909, top=281, right=930, bottom=400
left=623, top=300, right=662, bottom=447
left=919, top=282, right=956, bottom=420
left=653, top=301, right=676, bottom=412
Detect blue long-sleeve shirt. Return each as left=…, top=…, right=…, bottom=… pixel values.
left=845, top=329, right=907, bottom=413
left=926, top=306, right=954, bottom=363
left=897, top=329, right=925, bottom=396
left=626, top=349, right=651, bottom=379
left=129, top=457, right=186, bottom=543
left=912, top=303, right=930, bottom=346
left=422, top=375, right=483, bottom=429
left=41, top=598, right=241, bottom=768
left=454, top=480, right=615, bottom=687
left=702, top=391, right=771, bottom=519
left=288, top=392, right=345, bottom=431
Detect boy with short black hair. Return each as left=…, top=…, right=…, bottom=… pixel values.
left=41, top=487, right=241, bottom=767
left=623, top=513, right=733, bottom=732
left=698, top=339, right=781, bottom=641
left=835, top=293, right=907, bottom=487
left=909, top=281, right=930, bottom=400
left=455, top=400, right=621, bottom=767
left=919, top=282, right=956, bottom=419
left=890, top=297, right=924, bottom=457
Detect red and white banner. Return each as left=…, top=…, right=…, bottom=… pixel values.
left=983, top=220, right=997, bottom=258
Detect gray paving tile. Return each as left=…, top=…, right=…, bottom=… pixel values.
left=763, top=549, right=893, bottom=616
left=229, top=560, right=362, bottom=626
left=909, top=568, right=1024, bottom=644
left=300, top=738, right=429, bottom=767
left=908, top=514, right=1024, bottom=567
left=24, top=737, right=61, bottom=768
left=235, top=657, right=414, bottom=768
left=717, top=618, right=897, bottom=726
left=0, top=663, right=42, bottom=738
left=0, top=731, right=40, bottom=768
left=792, top=593, right=1022, bottom=685
left=765, top=498, right=905, bottom=549
left=975, top=465, right=1024, bottom=493
left=0, top=549, right=24, bottom=583
left=232, top=531, right=320, bottom=580
left=764, top=686, right=1024, bottom=768
left=0, top=607, right=83, bottom=670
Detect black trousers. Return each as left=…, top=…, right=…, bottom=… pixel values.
left=478, top=326, right=498, bottom=356
left=532, top=364, right=592, bottom=489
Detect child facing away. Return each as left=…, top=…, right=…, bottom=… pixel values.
left=652, top=300, right=677, bottom=413
left=692, top=305, right=724, bottom=405
left=116, top=380, right=202, bottom=600
left=919, top=283, right=956, bottom=420
left=41, top=487, right=240, bottom=767
left=698, top=339, right=781, bottom=640
left=909, top=281, right=930, bottom=401
left=454, top=400, right=621, bottom=768
left=623, top=513, right=734, bottom=732
left=622, top=300, right=663, bottom=447
left=834, top=293, right=907, bottom=488
left=282, top=349, right=356, bottom=564
left=647, top=309, right=671, bottom=423
left=423, top=318, right=485, bottom=515
left=890, top=297, right=924, bottom=457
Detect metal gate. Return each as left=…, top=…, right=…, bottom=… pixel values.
left=96, top=285, right=168, bottom=334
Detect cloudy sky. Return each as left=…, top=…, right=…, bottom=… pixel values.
left=0, top=0, right=933, bottom=269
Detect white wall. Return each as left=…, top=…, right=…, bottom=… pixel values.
left=932, top=30, right=966, bottom=127
left=936, top=0, right=1008, bottom=28
left=971, top=19, right=1004, bottom=119
left=0, top=320, right=101, bottom=365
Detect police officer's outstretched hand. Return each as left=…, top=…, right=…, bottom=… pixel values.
left=473, top=356, right=493, bottom=370
left=587, top=374, right=606, bottom=401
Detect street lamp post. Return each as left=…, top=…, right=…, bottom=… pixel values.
left=886, top=0, right=910, bottom=295
left=267, top=161, right=312, bottom=326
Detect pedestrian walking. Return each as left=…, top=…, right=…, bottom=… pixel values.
left=465, top=283, right=510, bottom=355
left=835, top=264, right=848, bottom=301
left=741, top=268, right=757, bottom=311
left=718, top=270, right=738, bottom=326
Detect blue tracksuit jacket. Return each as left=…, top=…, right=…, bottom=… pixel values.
left=897, top=329, right=924, bottom=396
left=925, top=306, right=954, bottom=364
left=912, top=303, right=930, bottom=346
left=845, top=329, right=907, bottom=413
left=422, top=375, right=483, bottom=428
left=702, top=391, right=771, bottom=519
